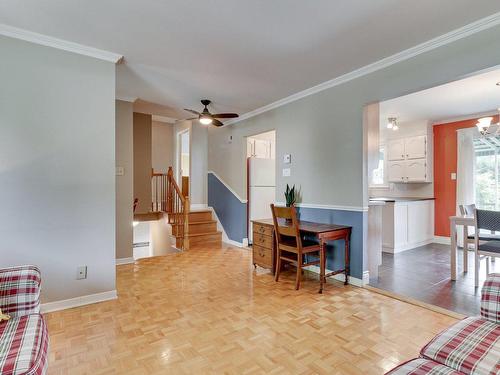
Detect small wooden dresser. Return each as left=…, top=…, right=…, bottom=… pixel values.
left=251, top=220, right=275, bottom=272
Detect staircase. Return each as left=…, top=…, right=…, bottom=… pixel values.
left=171, top=210, right=222, bottom=248
left=152, top=167, right=222, bottom=250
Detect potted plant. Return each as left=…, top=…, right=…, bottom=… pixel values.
left=284, top=184, right=296, bottom=207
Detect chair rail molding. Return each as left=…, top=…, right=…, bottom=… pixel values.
left=225, top=11, right=500, bottom=126
left=0, top=23, right=124, bottom=63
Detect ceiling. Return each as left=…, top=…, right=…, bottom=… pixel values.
left=380, top=67, right=500, bottom=126
left=1, top=1, right=500, bottom=120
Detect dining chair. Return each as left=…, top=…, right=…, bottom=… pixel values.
left=270, top=204, right=322, bottom=290
left=473, top=208, right=500, bottom=286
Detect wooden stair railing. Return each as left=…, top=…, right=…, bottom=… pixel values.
left=151, top=167, right=190, bottom=250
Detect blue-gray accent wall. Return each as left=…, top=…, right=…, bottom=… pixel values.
left=208, top=173, right=247, bottom=242
left=297, top=207, right=365, bottom=280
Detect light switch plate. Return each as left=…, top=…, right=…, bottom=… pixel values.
left=77, top=266, right=87, bottom=280
left=283, top=154, right=291, bottom=164
left=282, top=168, right=291, bottom=177
left=116, top=167, right=124, bottom=176
left=451, top=172, right=457, bottom=180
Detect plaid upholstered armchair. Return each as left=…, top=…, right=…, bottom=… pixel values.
left=0, top=265, right=49, bottom=374
left=386, top=273, right=500, bottom=374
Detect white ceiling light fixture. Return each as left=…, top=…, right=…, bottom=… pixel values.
left=387, top=117, right=398, bottom=131
left=199, top=116, right=213, bottom=125
left=476, top=116, right=494, bottom=135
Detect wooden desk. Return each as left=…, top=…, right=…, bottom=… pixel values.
left=251, top=219, right=352, bottom=292
left=449, top=215, right=474, bottom=280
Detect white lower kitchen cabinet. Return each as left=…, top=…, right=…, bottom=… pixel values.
left=381, top=199, right=435, bottom=253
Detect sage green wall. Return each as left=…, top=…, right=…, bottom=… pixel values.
left=0, top=35, right=116, bottom=303
left=208, top=25, right=500, bottom=208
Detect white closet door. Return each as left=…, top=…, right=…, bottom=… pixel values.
left=387, top=139, right=406, bottom=161
left=405, top=135, right=426, bottom=159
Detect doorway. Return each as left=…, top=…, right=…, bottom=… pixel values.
left=247, top=130, right=276, bottom=243
left=178, top=129, right=190, bottom=197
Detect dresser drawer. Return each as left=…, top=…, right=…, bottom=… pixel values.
left=253, top=232, right=273, bottom=248
left=253, top=245, right=272, bottom=268
left=253, top=223, right=273, bottom=237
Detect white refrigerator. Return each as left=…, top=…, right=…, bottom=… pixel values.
left=248, top=157, right=276, bottom=243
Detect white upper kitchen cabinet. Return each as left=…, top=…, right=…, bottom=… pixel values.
left=406, top=159, right=427, bottom=182
left=387, top=139, right=405, bottom=161
left=386, top=134, right=431, bottom=183
left=405, top=135, right=427, bottom=159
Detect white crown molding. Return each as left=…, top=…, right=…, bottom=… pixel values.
left=0, top=23, right=123, bottom=63
left=152, top=115, right=177, bottom=124
left=116, top=96, right=138, bottom=103
left=275, top=201, right=367, bottom=212
left=225, top=12, right=500, bottom=126
left=41, top=290, right=117, bottom=313
left=208, top=171, right=248, bottom=203
left=116, top=257, right=135, bottom=265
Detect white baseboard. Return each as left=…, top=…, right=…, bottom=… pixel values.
left=362, top=270, right=370, bottom=286
left=433, top=236, right=451, bottom=245
left=305, top=265, right=364, bottom=287
left=41, top=290, right=117, bottom=314
left=223, top=239, right=244, bottom=248
left=191, top=203, right=208, bottom=211
left=116, top=257, right=134, bottom=265
left=383, top=238, right=435, bottom=253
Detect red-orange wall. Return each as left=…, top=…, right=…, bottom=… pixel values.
left=433, top=115, right=499, bottom=237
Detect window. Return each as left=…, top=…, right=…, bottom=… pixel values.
left=474, top=137, right=500, bottom=210
left=371, top=145, right=386, bottom=186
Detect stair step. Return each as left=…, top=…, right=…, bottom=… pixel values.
left=172, top=220, right=217, bottom=235
left=176, top=231, right=222, bottom=248
left=169, top=210, right=213, bottom=223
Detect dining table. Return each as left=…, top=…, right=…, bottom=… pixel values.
left=449, top=215, right=474, bottom=280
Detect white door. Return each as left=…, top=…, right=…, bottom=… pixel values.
left=387, top=139, right=405, bottom=161
left=405, top=135, right=426, bottom=159
left=406, top=160, right=427, bottom=182
left=387, top=161, right=406, bottom=182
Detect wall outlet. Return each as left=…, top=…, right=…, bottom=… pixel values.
left=283, top=154, right=291, bottom=164
left=76, top=266, right=87, bottom=280
left=115, top=166, right=124, bottom=176
left=282, top=168, right=291, bottom=177
left=451, top=172, right=457, bottom=180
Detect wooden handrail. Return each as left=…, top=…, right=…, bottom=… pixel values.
left=151, top=167, right=189, bottom=250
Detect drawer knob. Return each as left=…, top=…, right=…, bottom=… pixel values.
left=259, top=248, right=265, bottom=257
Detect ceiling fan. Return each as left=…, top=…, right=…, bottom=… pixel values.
left=184, top=99, right=239, bottom=127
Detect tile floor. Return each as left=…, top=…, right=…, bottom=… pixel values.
left=369, top=243, right=500, bottom=316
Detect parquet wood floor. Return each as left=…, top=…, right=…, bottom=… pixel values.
left=46, top=244, right=457, bottom=374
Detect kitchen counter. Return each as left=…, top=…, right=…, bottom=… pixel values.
left=369, top=197, right=435, bottom=203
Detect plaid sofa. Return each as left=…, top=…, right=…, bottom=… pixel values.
left=386, top=273, right=500, bottom=375
left=0, top=266, right=48, bottom=375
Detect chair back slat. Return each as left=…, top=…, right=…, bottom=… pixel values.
left=475, top=209, right=500, bottom=232
left=270, top=204, right=303, bottom=251
left=461, top=204, right=476, bottom=216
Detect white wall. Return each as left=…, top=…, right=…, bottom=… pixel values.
left=116, top=100, right=134, bottom=260
left=0, top=35, right=116, bottom=303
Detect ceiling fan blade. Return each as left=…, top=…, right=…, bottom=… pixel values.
left=184, top=117, right=198, bottom=121
left=184, top=108, right=200, bottom=115
left=212, top=119, right=224, bottom=127
left=211, top=113, right=239, bottom=119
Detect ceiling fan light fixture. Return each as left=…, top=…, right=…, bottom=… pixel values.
left=199, top=116, right=213, bottom=125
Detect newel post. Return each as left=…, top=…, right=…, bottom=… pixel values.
left=184, top=196, right=190, bottom=251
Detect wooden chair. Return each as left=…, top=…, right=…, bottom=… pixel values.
left=270, top=204, right=322, bottom=290
left=473, top=208, right=500, bottom=286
